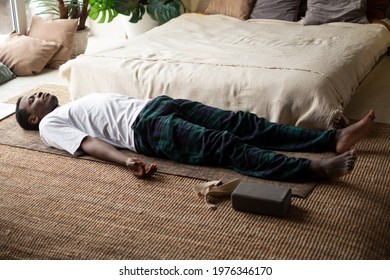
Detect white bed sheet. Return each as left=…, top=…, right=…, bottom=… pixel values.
left=59, top=14, right=390, bottom=129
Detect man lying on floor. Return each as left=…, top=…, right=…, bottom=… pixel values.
left=15, top=92, right=375, bottom=180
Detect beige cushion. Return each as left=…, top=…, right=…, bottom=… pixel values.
left=196, top=0, right=211, bottom=11
left=0, top=32, right=62, bottom=76
left=28, top=16, right=78, bottom=69
left=206, top=0, right=255, bottom=20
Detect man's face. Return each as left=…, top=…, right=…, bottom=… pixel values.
left=19, top=92, right=59, bottom=124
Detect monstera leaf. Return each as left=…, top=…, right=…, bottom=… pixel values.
left=89, top=0, right=119, bottom=23
left=114, top=0, right=147, bottom=23
left=114, top=0, right=182, bottom=24
left=147, top=0, right=181, bottom=24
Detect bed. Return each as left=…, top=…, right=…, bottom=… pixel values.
left=59, top=9, right=390, bottom=129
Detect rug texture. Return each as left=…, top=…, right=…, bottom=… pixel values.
left=0, top=84, right=331, bottom=198
left=0, top=124, right=389, bottom=259
left=0, top=85, right=389, bottom=260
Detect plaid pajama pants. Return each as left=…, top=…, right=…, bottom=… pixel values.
left=132, top=96, right=336, bottom=180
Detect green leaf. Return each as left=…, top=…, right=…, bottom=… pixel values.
left=88, top=0, right=118, bottom=23
left=113, top=0, right=182, bottom=24
left=129, top=5, right=145, bottom=23
left=30, top=0, right=59, bottom=16
left=146, top=0, right=181, bottom=24
left=114, top=0, right=145, bottom=23
left=113, top=0, right=139, bottom=16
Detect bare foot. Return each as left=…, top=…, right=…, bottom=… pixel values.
left=309, top=149, right=357, bottom=179
left=335, top=110, right=375, bottom=154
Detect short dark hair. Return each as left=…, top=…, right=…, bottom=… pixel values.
left=15, top=97, right=39, bottom=131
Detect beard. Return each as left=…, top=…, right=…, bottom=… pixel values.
left=38, top=94, right=60, bottom=119
left=46, top=94, right=59, bottom=113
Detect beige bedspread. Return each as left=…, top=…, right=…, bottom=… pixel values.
left=60, top=14, right=390, bottom=129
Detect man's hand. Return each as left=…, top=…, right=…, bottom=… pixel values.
left=126, top=158, right=158, bottom=178
left=80, top=137, right=157, bottom=178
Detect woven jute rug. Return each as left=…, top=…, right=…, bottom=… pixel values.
left=0, top=119, right=389, bottom=259
left=0, top=84, right=329, bottom=198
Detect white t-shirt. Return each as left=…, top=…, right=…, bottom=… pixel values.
left=39, top=93, right=149, bottom=156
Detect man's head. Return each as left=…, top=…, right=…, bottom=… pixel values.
left=15, top=92, right=59, bottom=130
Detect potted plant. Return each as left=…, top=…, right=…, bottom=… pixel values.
left=31, top=0, right=89, bottom=30
left=88, top=0, right=119, bottom=24
left=112, top=0, right=187, bottom=37
left=30, top=0, right=112, bottom=56
left=113, top=0, right=187, bottom=24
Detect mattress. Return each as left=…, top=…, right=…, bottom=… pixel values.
left=59, top=13, right=390, bottom=129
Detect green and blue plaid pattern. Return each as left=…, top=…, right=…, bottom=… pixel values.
left=132, top=96, right=336, bottom=181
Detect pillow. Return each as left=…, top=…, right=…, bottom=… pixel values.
left=250, top=0, right=301, bottom=22
left=0, top=62, right=16, bottom=84
left=196, top=0, right=211, bottom=12
left=366, top=0, right=390, bottom=19
left=28, top=16, right=78, bottom=69
left=206, top=0, right=255, bottom=20
left=304, top=0, right=369, bottom=25
left=0, top=32, right=62, bottom=76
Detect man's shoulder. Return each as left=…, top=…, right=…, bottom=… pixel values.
left=40, top=106, right=70, bottom=128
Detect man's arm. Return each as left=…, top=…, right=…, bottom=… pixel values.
left=80, top=136, right=157, bottom=178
